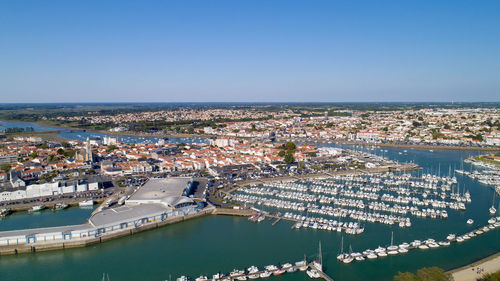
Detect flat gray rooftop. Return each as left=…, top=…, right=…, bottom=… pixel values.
left=89, top=203, right=169, bottom=227
left=128, top=177, right=191, bottom=202
left=0, top=223, right=91, bottom=238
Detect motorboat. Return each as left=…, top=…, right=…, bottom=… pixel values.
left=343, top=255, right=354, bottom=263
left=398, top=248, right=408, bottom=254
left=259, top=271, right=271, bottom=278
left=31, top=205, right=45, bottom=212
left=79, top=200, right=94, bottom=207
left=54, top=203, right=69, bottom=210
left=0, top=208, right=12, bottom=217
left=418, top=244, right=429, bottom=250
left=306, top=269, right=321, bottom=278
left=295, top=260, right=308, bottom=271
left=377, top=251, right=387, bottom=257
left=438, top=241, right=450, bottom=246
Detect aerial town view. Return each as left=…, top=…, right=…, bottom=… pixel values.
left=1, top=1, right=499, bottom=281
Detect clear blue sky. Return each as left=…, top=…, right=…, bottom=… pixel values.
left=1, top=0, right=499, bottom=102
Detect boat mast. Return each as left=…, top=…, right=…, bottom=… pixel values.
left=340, top=236, right=344, bottom=255
left=391, top=231, right=394, bottom=246
left=319, top=240, right=323, bottom=266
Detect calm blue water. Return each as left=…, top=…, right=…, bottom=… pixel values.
left=0, top=207, right=95, bottom=232
left=58, top=130, right=209, bottom=145
left=0, top=120, right=209, bottom=145
left=0, top=120, right=61, bottom=132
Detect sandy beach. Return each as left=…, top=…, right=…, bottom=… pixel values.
left=450, top=252, right=500, bottom=281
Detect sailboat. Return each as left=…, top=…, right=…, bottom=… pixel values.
left=387, top=231, right=399, bottom=255
left=343, top=245, right=354, bottom=264
left=490, top=192, right=497, bottom=215
left=337, top=236, right=345, bottom=261
left=307, top=242, right=323, bottom=278
left=312, top=241, right=323, bottom=271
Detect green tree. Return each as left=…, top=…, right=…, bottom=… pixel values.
left=1, top=163, right=11, bottom=173
left=278, top=150, right=286, bottom=157
left=37, top=143, right=49, bottom=149
left=107, top=145, right=117, bottom=152
left=30, top=152, right=38, bottom=159
left=57, top=148, right=65, bottom=155
left=393, top=267, right=451, bottom=281
left=298, top=161, right=305, bottom=170
left=63, top=150, right=75, bottom=158
left=394, top=272, right=419, bottom=281
left=472, top=133, right=484, bottom=142
left=482, top=271, right=500, bottom=281
left=61, top=142, right=70, bottom=148
left=285, top=141, right=296, bottom=151
left=284, top=152, right=294, bottom=165
left=416, top=267, right=449, bottom=281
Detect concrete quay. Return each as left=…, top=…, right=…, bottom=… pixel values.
left=0, top=207, right=215, bottom=256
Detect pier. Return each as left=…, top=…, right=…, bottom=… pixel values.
left=315, top=269, right=335, bottom=281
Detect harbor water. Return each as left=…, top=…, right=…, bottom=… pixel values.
left=0, top=207, right=95, bottom=232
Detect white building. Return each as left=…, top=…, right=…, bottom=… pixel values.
left=0, top=181, right=100, bottom=202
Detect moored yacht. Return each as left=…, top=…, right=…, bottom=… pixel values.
left=0, top=208, right=12, bottom=217
left=79, top=200, right=94, bottom=207
left=31, top=205, right=45, bottom=212
left=54, top=203, right=69, bottom=210
left=306, top=269, right=321, bottom=278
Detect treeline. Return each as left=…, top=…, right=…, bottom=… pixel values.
left=394, top=267, right=452, bottom=281
left=128, top=116, right=273, bottom=133
left=3, top=127, right=34, bottom=133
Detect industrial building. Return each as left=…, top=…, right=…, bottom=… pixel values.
left=0, top=181, right=99, bottom=202
left=0, top=177, right=213, bottom=249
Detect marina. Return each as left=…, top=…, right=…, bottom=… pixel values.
left=229, top=171, right=470, bottom=236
